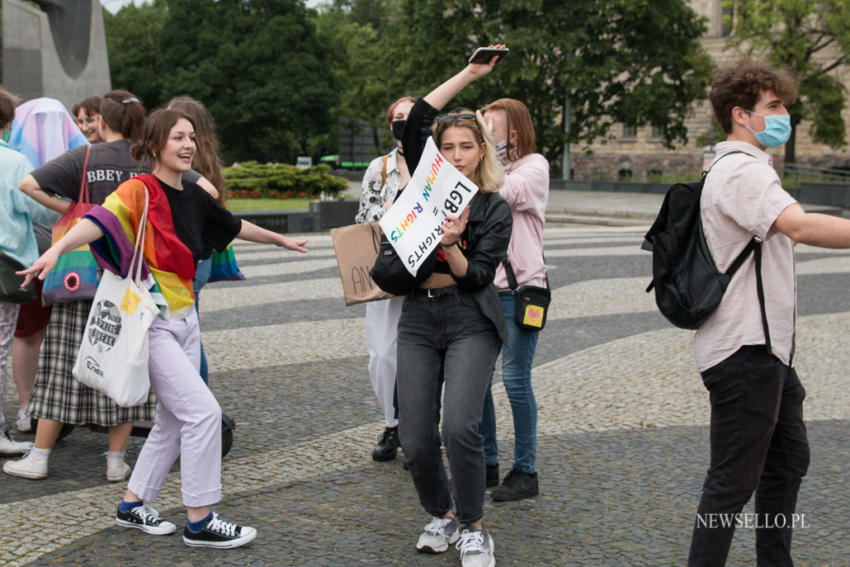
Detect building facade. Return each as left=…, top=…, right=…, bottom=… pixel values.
left=571, top=0, right=850, bottom=181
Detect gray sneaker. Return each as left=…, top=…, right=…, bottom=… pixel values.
left=456, top=525, right=495, bottom=567
left=416, top=516, right=459, bottom=553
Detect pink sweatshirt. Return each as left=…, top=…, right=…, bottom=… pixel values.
left=492, top=152, right=549, bottom=291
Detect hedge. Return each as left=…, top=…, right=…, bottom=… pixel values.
left=223, top=162, right=349, bottom=199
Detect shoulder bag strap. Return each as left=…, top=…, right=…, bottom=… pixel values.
left=79, top=145, right=92, bottom=204
left=381, top=154, right=388, bottom=188
left=130, top=187, right=150, bottom=286
left=501, top=257, right=519, bottom=291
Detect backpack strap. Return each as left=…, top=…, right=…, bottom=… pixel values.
left=753, top=239, right=772, bottom=353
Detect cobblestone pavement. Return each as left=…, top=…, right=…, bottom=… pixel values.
left=2, top=205, right=850, bottom=566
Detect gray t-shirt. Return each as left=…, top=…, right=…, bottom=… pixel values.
left=32, top=140, right=140, bottom=205
left=32, top=140, right=203, bottom=206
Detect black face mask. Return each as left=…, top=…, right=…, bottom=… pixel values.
left=392, top=120, right=406, bottom=142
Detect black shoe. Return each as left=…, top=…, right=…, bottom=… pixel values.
left=372, top=426, right=399, bottom=462
left=485, top=463, right=500, bottom=488
left=182, top=513, right=257, bottom=549
left=491, top=467, right=539, bottom=502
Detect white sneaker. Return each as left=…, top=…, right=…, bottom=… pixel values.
left=2, top=448, right=47, bottom=479
left=416, top=516, right=459, bottom=553
left=105, top=454, right=132, bottom=482
left=15, top=408, right=32, bottom=433
left=0, top=431, right=33, bottom=456
left=456, top=525, right=495, bottom=567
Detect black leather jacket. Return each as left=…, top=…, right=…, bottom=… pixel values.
left=401, top=97, right=513, bottom=344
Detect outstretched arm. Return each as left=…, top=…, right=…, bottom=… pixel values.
left=773, top=203, right=850, bottom=247
left=17, top=218, right=103, bottom=287
left=237, top=220, right=308, bottom=253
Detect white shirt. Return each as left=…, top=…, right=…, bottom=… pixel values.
left=695, top=141, right=797, bottom=371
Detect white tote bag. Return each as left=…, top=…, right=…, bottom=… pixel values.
left=73, top=188, right=159, bottom=407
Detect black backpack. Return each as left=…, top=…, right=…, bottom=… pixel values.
left=642, top=151, right=770, bottom=337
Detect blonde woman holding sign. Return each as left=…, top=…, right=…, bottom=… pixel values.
left=396, top=48, right=510, bottom=567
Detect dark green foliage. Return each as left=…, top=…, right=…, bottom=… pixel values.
left=224, top=162, right=349, bottom=198
left=105, top=0, right=337, bottom=164
left=725, top=0, right=850, bottom=162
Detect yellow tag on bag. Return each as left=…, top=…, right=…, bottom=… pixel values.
left=120, top=286, right=142, bottom=316
left=522, top=304, right=545, bottom=328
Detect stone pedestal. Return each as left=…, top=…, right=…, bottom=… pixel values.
left=2, top=0, right=111, bottom=110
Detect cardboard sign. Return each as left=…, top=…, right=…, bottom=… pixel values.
left=330, top=221, right=395, bottom=305
left=379, top=138, right=478, bottom=275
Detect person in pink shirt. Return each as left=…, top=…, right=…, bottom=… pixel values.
left=478, top=98, right=548, bottom=501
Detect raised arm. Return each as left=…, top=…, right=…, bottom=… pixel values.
left=423, top=44, right=505, bottom=111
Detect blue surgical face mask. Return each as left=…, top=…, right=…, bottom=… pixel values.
left=745, top=110, right=791, bottom=147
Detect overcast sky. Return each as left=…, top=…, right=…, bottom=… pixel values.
left=102, top=0, right=324, bottom=13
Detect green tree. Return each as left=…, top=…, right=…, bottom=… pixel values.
left=106, top=0, right=337, bottom=164
left=314, top=0, right=409, bottom=154
left=393, top=0, right=714, bottom=171
left=725, top=0, right=850, bottom=163
left=103, top=0, right=168, bottom=110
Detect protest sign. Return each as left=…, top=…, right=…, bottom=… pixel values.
left=379, top=137, right=478, bottom=275
left=330, top=221, right=394, bottom=305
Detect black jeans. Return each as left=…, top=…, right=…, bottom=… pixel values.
left=688, top=346, right=810, bottom=567
left=396, top=290, right=500, bottom=525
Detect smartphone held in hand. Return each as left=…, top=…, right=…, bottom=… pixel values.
left=468, top=47, right=509, bottom=65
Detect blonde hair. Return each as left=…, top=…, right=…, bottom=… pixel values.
left=431, top=108, right=504, bottom=193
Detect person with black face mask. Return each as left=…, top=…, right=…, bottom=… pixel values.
left=355, top=96, right=414, bottom=462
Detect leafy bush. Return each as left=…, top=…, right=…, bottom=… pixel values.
left=224, top=162, right=348, bottom=199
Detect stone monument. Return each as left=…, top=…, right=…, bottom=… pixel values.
left=2, top=0, right=111, bottom=110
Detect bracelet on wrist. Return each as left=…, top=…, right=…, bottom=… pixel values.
left=440, top=240, right=457, bottom=248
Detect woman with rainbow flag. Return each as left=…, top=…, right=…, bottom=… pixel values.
left=17, top=108, right=308, bottom=549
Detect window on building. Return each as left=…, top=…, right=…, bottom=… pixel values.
left=622, top=124, right=637, bottom=140
left=650, top=125, right=663, bottom=141
left=618, top=168, right=633, bottom=180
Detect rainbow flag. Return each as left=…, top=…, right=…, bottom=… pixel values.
left=86, top=174, right=196, bottom=318
left=8, top=98, right=88, bottom=167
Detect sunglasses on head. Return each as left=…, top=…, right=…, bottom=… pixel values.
left=436, top=113, right=477, bottom=122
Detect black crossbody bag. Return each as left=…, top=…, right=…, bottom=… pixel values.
left=502, top=257, right=550, bottom=331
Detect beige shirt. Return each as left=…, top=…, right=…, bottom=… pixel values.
left=694, top=141, right=797, bottom=371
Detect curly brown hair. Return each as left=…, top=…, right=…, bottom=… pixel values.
left=710, top=62, right=798, bottom=134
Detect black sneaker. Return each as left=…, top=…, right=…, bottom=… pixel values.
left=491, top=468, right=539, bottom=502
left=485, top=463, right=500, bottom=488
left=183, top=512, right=257, bottom=549
left=372, top=426, right=399, bottom=462
left=116, top=504, right=177, bottom=535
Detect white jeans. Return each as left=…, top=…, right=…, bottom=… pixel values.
left=127, top=310, right=222, bottom=507
left=365, top=296, right=404, bottom=428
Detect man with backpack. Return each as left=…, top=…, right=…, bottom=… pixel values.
left=687, top=63, right=850, bottom=566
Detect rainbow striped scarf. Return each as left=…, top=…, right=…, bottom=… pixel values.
left=86, top=174, right=196, bottom=318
